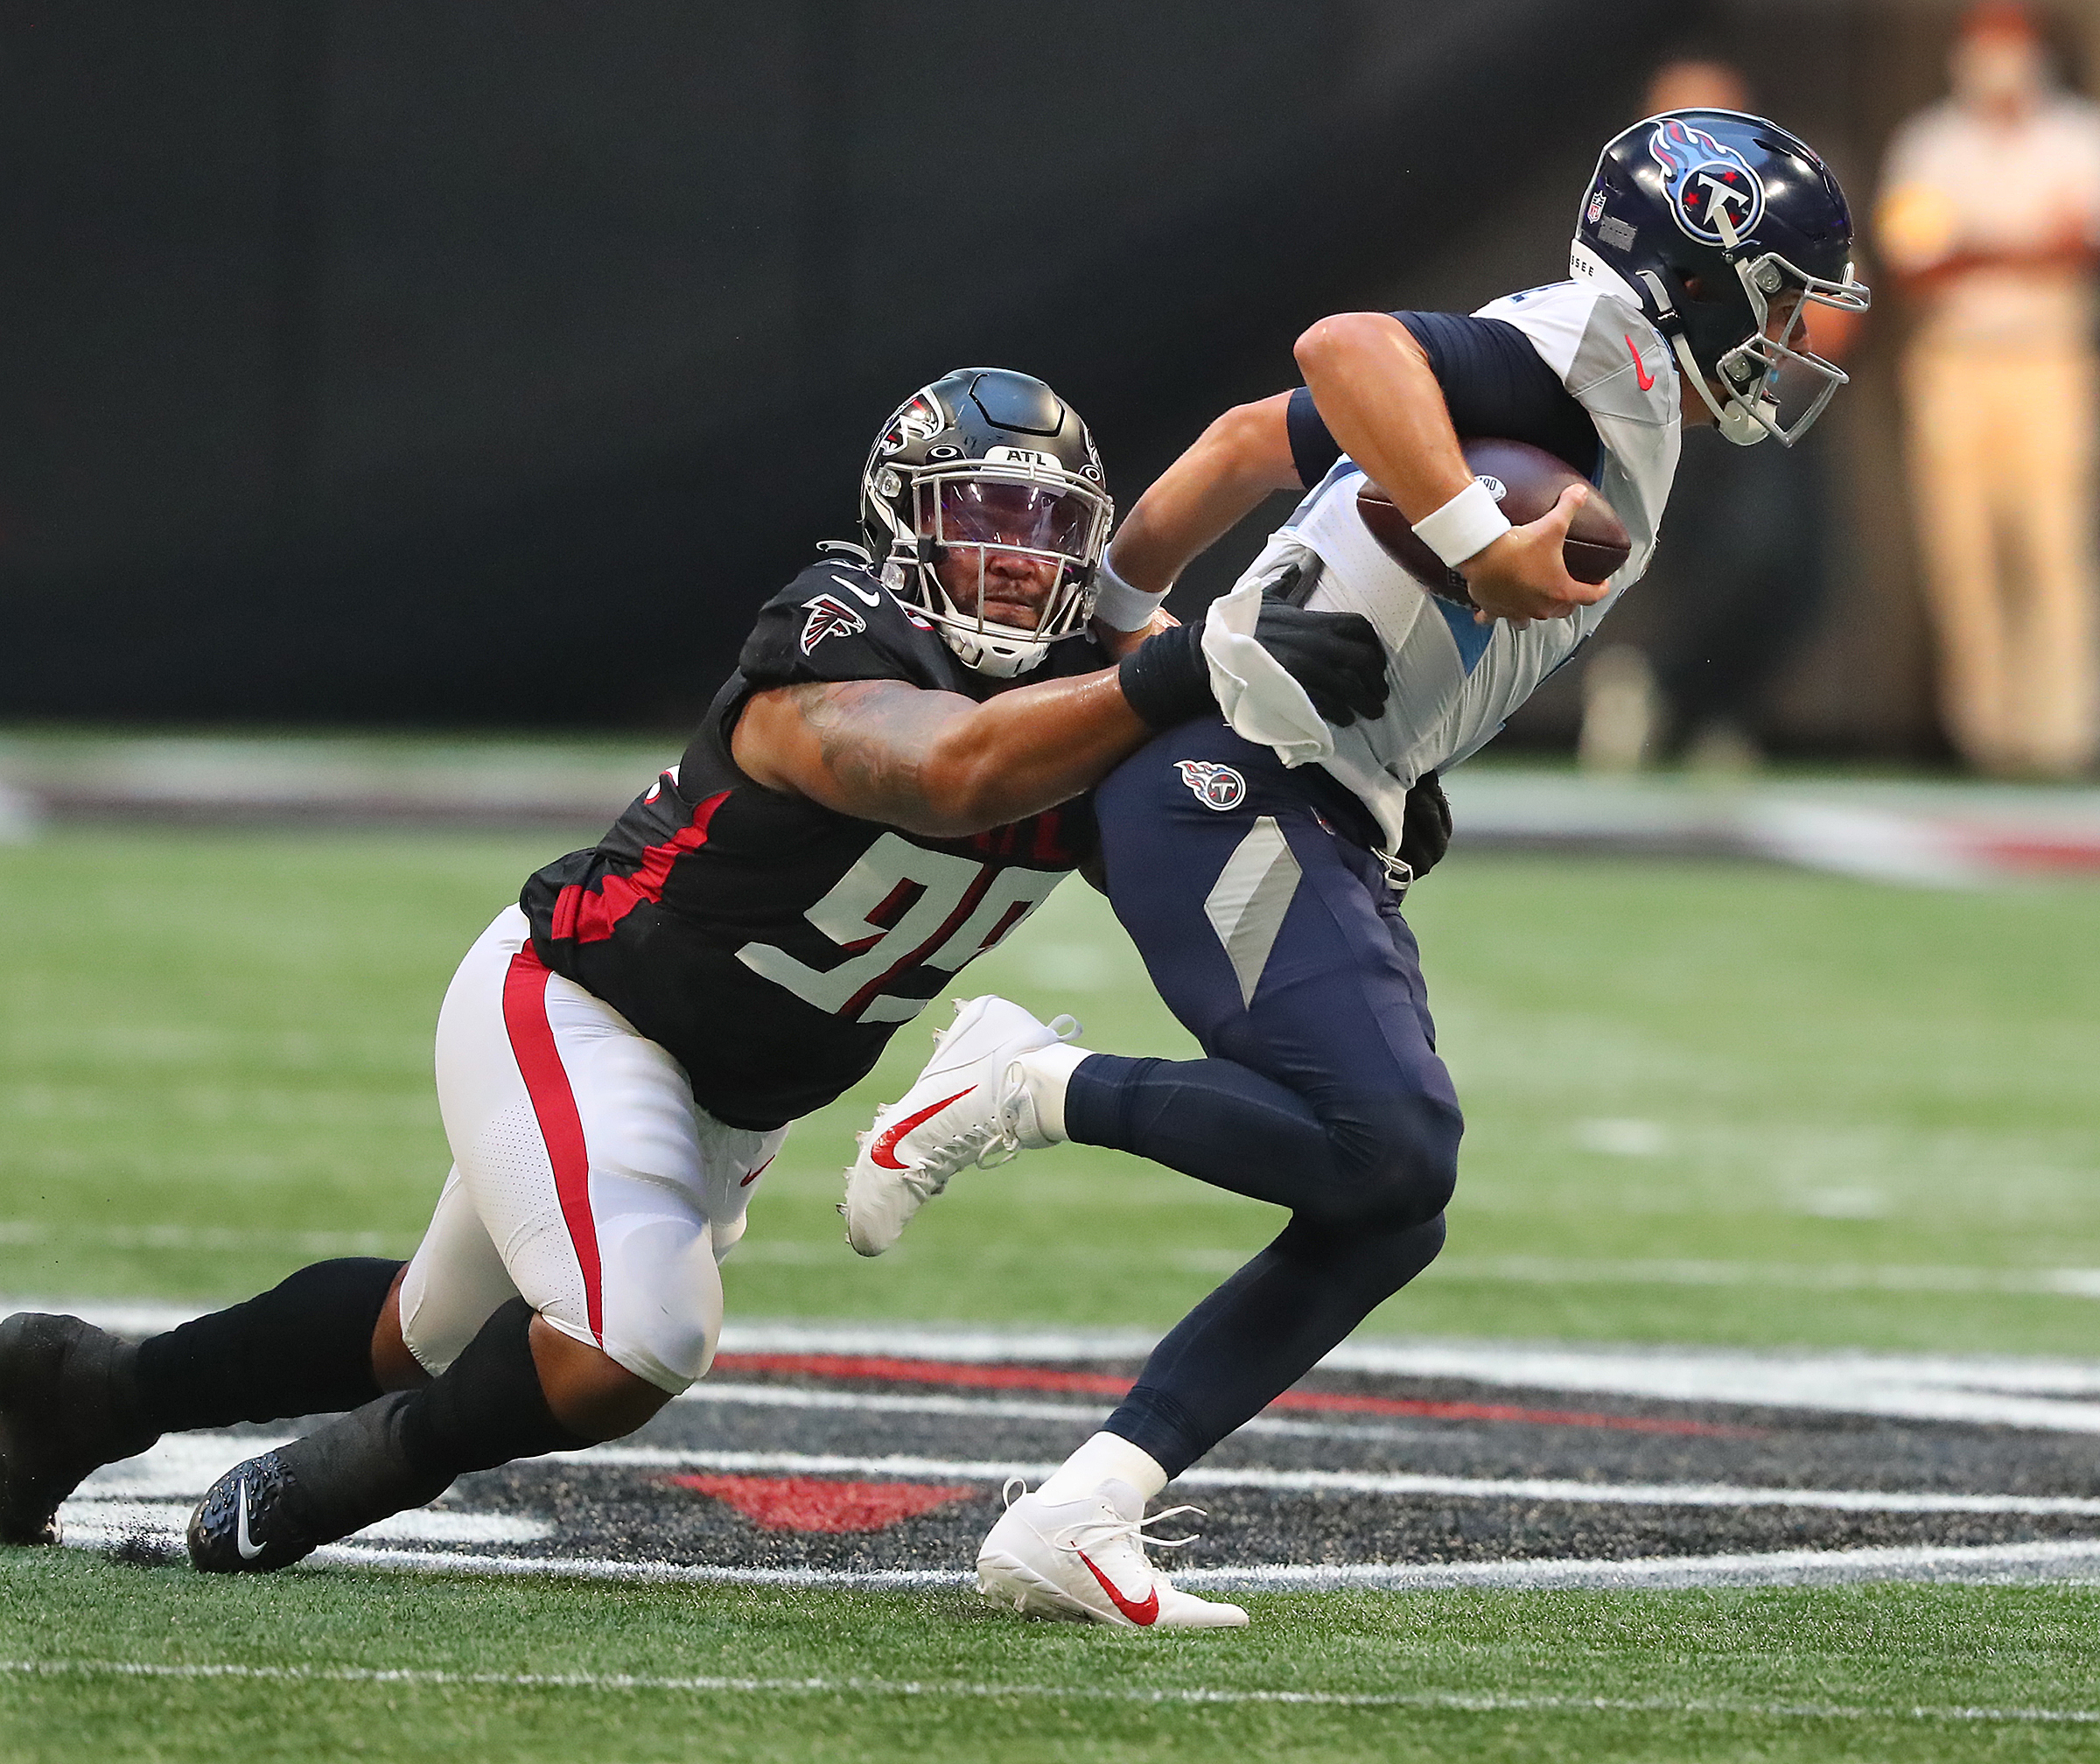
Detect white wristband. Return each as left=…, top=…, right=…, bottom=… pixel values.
left=1410, top=478, right=1512, bottom=570
left=1090, top=554, right=1171, bottom=632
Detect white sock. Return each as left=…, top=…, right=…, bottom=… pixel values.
left=1011, top=1043, right=1090, bottom=1144
left=1035, top=1430, right=1168, bottom=1504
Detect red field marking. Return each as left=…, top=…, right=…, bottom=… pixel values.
left=667, top=1474, right=976, bottom=1533
left=707, top=1352, right=1762, bottom=1438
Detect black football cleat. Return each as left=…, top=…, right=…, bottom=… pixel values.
left=0, top=1312, right=157, bottom=1546
left=187, top=1451, right=325, bottom=1574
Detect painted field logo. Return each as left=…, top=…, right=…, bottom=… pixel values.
left=1175, top=760, right=1246, bottom=810
left=798, top=593, right=867, bottom=655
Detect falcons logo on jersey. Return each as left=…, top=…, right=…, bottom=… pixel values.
left=798, top=593, right=868, bottom=654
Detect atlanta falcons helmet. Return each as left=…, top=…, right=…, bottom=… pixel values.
left=1572, top=110, right=1869, bottom=446
left=860, top=368, right=1112, bottom=677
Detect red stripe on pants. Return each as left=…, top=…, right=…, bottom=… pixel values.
left=500, top=945, right=602, bottom=1344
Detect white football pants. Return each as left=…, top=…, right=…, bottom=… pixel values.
left=399, top=906, right=787, bottom=1393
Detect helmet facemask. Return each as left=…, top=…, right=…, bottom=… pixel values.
left=880, top=458, right=1110, bottom=678
left=1676, top=207, right=1871, bottom=447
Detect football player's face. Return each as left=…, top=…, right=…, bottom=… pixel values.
left=1762, top=287, right=1805, bottom=343
left=932, top=547, right=1060, bottom=629
left=922, top=480, right=1088, bottom=629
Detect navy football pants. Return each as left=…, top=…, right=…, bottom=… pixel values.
left=1064, top=719, right=1461, bottom=1478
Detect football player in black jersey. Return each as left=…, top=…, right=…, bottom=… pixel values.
left=0, top=368, right=1387, bottom=1574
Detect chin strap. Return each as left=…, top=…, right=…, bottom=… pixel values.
left=1668, top=333, right=1775, bottom=446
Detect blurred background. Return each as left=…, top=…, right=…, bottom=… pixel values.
left=5, top=0, right=2096, bottom=769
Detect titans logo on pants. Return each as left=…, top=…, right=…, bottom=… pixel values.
left=1174, top=760, right=1246, bottom=811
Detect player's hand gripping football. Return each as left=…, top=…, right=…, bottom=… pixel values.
left=1460, top=484, right=1608, bottom=627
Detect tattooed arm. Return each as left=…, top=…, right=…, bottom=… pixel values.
left=730, top=669, right=1150, bottom=839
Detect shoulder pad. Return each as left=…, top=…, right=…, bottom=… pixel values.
left=739, top=561, right=950, bottom=690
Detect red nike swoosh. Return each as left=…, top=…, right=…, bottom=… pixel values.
left=738, top=1154, right=775, bottom=1188
left=1076, top=1547, right=1159, bottom=1626
left=1626, top=334, right=1655, bottom=392
left=868, top=1088, right=975, bottom=1171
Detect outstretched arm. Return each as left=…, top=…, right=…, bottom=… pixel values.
left=733, top=670, right=1148, bottom=841
left=737, top=601, right=1390, bottom=838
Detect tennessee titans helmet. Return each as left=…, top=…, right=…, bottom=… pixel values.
left=860, top=368, right=1112, bottom=677
left=1572, top=110, right=1869, bottom=445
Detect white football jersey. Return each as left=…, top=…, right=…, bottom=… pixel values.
left=1228, top=279, right=1681, bottom=854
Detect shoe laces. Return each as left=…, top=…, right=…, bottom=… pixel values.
left=1000, top=1477, right=1208, bottom=1557
left=990, top=1015, right=1081, bottom=1146
left=919, top=1113, right=1021, bottom=1181
left=921, top=1015, right=1080, bottom=1180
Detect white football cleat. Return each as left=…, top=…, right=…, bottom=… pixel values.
left=841, top=996, right=1080, bottom=1257
left=976, top=1477, right=1248, bottom=1629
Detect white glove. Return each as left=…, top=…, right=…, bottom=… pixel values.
left=1200, top=538, right=1335, bottom=768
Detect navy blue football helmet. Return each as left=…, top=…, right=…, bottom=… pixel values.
left=1572, top=110, right=1869, bottom=445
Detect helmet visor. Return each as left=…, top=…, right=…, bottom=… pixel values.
left=906, top=465, right=1111, bottom=648
left=923, top=479, right=1101, bottom=558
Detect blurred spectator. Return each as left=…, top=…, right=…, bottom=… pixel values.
left=1579, top=57, right=1863, bottom=775
left=1877, top=1, right=2100, bottom=778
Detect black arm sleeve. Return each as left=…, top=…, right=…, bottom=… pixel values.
left=1285, top=312, right=1603, bottom=489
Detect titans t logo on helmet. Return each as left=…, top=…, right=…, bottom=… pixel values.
left=1648, top=117, right=1766, bottom=246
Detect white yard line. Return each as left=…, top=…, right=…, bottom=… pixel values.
left=79, top=1432, right=2100, bottom=1520
left=3, top=1654, right=2098, bottom=1725
left=57, top=1499, right=550, bottom=1548
left=28, top=1300, right=2100, bottom=1432
left=1174, top=1538, right=2100, bottom=1592
left=52, top=1530, right=2100, bottom=1595
left=221, top=1535, right=2100, bottom=1595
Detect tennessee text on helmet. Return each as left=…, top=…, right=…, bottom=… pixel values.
left=1571, top=109, right=1870, bottom=446
left=859, top=368, right=1112, bottom=677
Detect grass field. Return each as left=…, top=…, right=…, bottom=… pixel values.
left=4, top=822, right=2100, bottom=1758
left=7, top=826, right=2100, bottom=1350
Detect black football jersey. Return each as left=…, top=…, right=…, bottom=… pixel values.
left=519, top=557, right=1105, bottom=1130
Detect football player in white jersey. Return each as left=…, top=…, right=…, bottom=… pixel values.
left=846, top=111, right=1869, bottom=1628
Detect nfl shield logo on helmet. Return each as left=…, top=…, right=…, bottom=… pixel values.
left=798, top=593, right=867, bottom=654
left=1648, top=117, right=1766, bottom=245
left=1174, top=760, right=1246, bottom=811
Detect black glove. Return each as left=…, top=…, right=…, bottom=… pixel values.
left=1396, top=770, right=1452, bottom=881
left=1117, top=604, right=1390, bottom=732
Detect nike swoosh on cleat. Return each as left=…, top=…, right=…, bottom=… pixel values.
left=1075, top=1548, right=1158, bottom=1626
left=867, top=1088, right=975, bottom=1172
left=234, top=1480, right=263, bottom=1561
left=1625, top=334, right=1656, bottom=392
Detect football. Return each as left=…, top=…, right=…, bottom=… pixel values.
left=1356, top=438, right=1631, bottom=610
